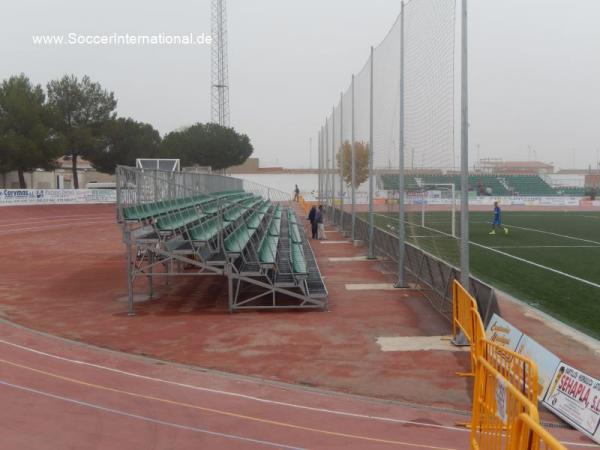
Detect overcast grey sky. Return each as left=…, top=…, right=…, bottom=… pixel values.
left=2, top=0, right=599, bottom=170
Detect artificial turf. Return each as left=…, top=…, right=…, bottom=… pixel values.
left=363, top=210, right=600, bottom=338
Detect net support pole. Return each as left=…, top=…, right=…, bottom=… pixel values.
left=339, top=92, right=344, bottom=231
left=452, top=183, right=456, bottom=237
left=317, top=128, right=320, bottom=203
left=367, top=46, right=376, bottom=260
left=319, top=126, right=323, bottom=204
left=325, top=117, right=329, bottom=209
left=395, top=0, right=407, bottom=288
left=351, top=74, right=356, bottom=242
left=331, top=106, right=336, bottom=222
left=460, top=0, right=470, bottom=288
left=318, top=127, right=323, bottom=203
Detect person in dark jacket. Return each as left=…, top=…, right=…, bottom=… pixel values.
left=307, top=205, right=317, bottom=239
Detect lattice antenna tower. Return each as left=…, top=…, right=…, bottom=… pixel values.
left=211, top=0, right=230, bottom=127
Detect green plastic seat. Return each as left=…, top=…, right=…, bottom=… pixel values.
left=290, top=243, right=307, bottom=274
left=224, top=226, right=254, bottom=253
left=259, top=235, right=279, bottom=264
left=189, top=217, right=220, bottom=241
left=289, top=223, right=302, bottom=244
left=246, top=212, right=262, bottom=229
left=269, top=219, right=281, bottom=236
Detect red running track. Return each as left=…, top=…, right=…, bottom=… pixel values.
left=0, top=320, right=473, bottom=450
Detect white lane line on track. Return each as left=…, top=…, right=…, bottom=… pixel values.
left=0, top=379, right=303, bottom=450
left=0, top=215, right=114, bottom=228
left=0, top=338, right=468, bottom=434
left=1, top=340, right=597, bottom=448
left=0, top=220, right=114, bottom=236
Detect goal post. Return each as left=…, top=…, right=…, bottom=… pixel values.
left=135, top=158, right=180, bottom=172
left=418, top=183, right=456, bottom=238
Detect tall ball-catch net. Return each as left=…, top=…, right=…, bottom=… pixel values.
left=318, top=0, right=460, bottom=284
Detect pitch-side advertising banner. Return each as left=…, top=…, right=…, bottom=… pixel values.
left=544, top=363, right=600, bottom=444
left=0, top=189, right=116, bottom=205
left=485, top=313, right=561, bottom=400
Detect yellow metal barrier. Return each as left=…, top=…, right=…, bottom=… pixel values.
left=471, top=356, right=539, bottom=450
left=452, top=280, right=566, bottom=449
left=482, top=340, right=539, bottom=403
left=452, top=280, right=477, bottom=343
left=452, top=280, right=481, bottom=375
left=510, top=413, right=567, bottom=450
left=452, top=281, right=538, bottom=402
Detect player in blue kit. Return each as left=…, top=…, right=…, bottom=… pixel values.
left=489, top=201, right=508, bottom=235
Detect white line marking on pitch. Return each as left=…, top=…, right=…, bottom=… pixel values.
left=503, top=223, right=600, bottom=246
left=0, top=380, right=302, bottom=450
left=471, top=242, right=600, bottom=289
left=0, top=338, right=469, bottom=434
left=382, top=215, right=600, bottom=289
left=490, top=245, right=600, bottom=249
left=320, top=240, right=351, bottom=244
left=376, top=336, right=469, bottom=353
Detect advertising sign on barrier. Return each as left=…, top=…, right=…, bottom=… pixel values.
left=486, top=313, right=562, bottom=401
left=486, top=313, right=523, bottom=350
left=0, top=189, right=116, bottom=206
left=514, top=335, right=561, bottom=400
left=543, top=363, right=600, bottom=444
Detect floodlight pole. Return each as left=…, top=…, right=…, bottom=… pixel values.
left=396, top=0, right=407, bottom=287
left=460, top=0, right=470, bottom=288
left=339, top=92, right=344, bottom=231
left=351, top=74, right=356, bottom=242
left=368, top=45, right=376, bottom=260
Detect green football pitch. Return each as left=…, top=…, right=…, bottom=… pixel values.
left=364, top=210, right=600, bottom=338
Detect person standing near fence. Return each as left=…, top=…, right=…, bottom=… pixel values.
left=307, top=205, right=318, bottom=239
left=316, top=205, right=326, bottom=240
left=294, top=184, right=300, bottom=202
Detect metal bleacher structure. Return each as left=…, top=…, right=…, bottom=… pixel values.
left=116, top=166, right=327, bottom=315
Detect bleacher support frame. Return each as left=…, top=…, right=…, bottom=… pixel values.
left=116, top=166, right=328, bottom=315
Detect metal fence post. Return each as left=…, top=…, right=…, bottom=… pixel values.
left=460, top=0, right=470, bottom=288
left=325, top=117, right=330, bottom=209
left=396, top=0, right=407, bottom=287
left=368, top=46, right=375, bottom=259
left=339, top=92, right=344, bottom=232
left=317, top=129, right=320, bottom=203
left=351, top=74, right=356, bottom=243
left=331, top=106, right=336, bottom=222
